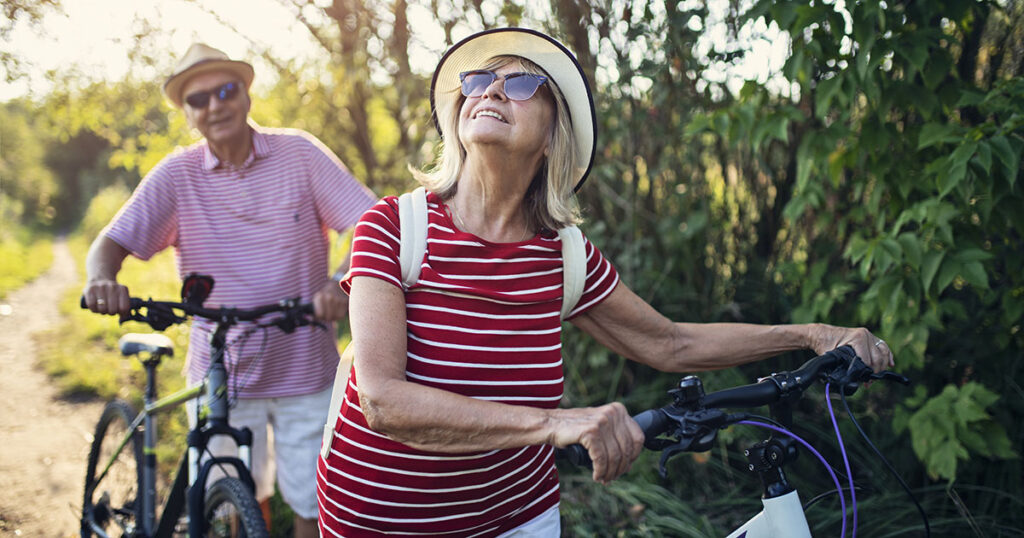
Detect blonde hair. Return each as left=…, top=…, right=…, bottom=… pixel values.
left=414, top=56, right=581, bottom=231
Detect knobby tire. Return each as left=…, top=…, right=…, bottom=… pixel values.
left=81, top=400, right=143, bottom=538
left=203, top=477, right=269, bottom=537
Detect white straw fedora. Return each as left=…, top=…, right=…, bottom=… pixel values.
left=430, top=28, right=597, bottom=191
left=163, top=43, right=255, bottom=108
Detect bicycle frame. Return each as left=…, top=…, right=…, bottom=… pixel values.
left=726, top=490, right=811, bottom=538
left=87, top=327, right=258, bottom=537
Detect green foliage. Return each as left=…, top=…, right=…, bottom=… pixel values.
left=1, top=102, right=59, bottom=226
left=895, top=382, right=1017, bottom=481
left=0, top=225, right=52, bottom=298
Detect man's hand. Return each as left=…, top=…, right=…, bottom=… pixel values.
left=312, top=279, right=350, bottom=322
left=82, top=279, right=131, bottom=315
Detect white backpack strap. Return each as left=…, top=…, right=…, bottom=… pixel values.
left=320, top=342, right=354, bottom=460
left=398, top=187, right=428, bottom=288
left=558, top=225, right=586, bottom=320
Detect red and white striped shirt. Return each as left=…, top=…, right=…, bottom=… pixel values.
left=104, top=126, right=377, bottom=398
left=317, top=192, right=619, bottom=536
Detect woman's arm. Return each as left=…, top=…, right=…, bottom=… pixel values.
left=349, top=276, right=644, bottom=483
left=570, top=282, right=894, bottom=373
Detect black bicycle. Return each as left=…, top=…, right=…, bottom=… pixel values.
left=559, top=346, right=929, bottom=537
left=80, top=274, right=319, bottom=537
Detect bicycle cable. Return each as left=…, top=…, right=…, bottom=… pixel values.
left=740, top=420, right=848, bottom=538
left=827, top=382, right=857, bottom=537
left=839, top=389, right=931, bottom=538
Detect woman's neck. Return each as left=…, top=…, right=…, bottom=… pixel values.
left=452, top=155, right=539, bottom=243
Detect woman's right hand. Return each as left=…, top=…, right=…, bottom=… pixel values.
left=547, top=403, right=644, bottom=484
left=82, top=278, right=131, bottom=315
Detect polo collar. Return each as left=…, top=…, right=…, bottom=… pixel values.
left=202, top=127, right=271, bottom=171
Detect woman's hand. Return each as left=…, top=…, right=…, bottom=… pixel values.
left=810, top=324, right=894, bottom=373
left=547, top=403, right=644, bottom=484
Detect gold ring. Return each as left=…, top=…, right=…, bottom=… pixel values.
left=97, top=299, right=106, bottom=305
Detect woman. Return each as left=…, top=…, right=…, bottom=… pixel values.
left=316, top=28, right=893, bottom=537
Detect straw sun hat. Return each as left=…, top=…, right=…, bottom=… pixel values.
left=163, top=43, right=255, bottom=108
left=430, top=28, right=597, bottom=191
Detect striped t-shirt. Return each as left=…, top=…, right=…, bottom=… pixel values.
left=104, top=126, right=377, bottom=398
left=317, top=191, right=619, bottom=536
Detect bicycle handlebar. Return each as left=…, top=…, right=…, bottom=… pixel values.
left=558, top=346, right=909, bottom=469
left=80, top=295, right=317, bottom=333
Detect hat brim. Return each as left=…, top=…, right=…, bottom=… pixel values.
left=430, top=28, right=596, bottom=191
left=163, top=59, right=255, bottom=108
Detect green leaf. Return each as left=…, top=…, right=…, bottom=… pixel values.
left=815, top=76, right=843, bottom=118
left=937, top=160, right=967, bottom=197
left=898, top=233, right=923, bottom=268
left=954, top=248, right=994, bottom=263
left=949, top=140, right=979, bottom=169
left=917, top=123, right=958, bottom=150
left=961, top=261, right=989, bottom=289
left=921, top=250, right=944, bottom=292
left=973, top=141, right=993, bottom=175
left=989, top=135, right=1021, bottom=186
left=936, top=258, right=960, bottom=293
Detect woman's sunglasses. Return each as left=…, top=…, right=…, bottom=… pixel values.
left=184, top=82, right=241, bottom=109
left=459, top=70, right=548, bottom=101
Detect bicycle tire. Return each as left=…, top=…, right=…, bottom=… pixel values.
left=82, top=400, right=143, bottom=538
left=203, top=477, right=269, bottom=537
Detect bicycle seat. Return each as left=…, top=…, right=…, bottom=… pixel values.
left=118, top=333, right=175, bottom=357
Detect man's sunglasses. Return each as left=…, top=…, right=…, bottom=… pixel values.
left=184, top=82, right=241, bottom=109
left=459, top=70, right=548, bottom=101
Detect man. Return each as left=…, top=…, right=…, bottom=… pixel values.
left=82, top=43, right=377, bottom=537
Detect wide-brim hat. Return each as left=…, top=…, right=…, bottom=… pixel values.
left=430, top=28, right=597, bottom=191
left=163, top=43, right=255, bottom=108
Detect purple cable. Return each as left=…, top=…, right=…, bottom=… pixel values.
left=739, top=420, right=847, bottom=538
left=827, top=382, right=858, bottom=537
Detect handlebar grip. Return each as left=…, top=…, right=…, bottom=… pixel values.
left=80, top=296, right=87, bottom=309
left=633, top=408, right=671, bottom=441
left=556, top=444, right=592, bottom=468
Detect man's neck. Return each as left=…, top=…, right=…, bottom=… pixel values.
left=208, top=128, right=253, bottom=167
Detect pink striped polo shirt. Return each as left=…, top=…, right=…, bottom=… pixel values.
left=104, top=126, right=377, bottom=399
left=317, top=192, right=620, bottom=536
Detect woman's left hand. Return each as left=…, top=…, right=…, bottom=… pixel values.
left=810, top=324, right=894, bottom=373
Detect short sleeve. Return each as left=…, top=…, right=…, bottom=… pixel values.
left=103, top=157, right=179, bottom=260
left=340, top=196, right=403, bottom=293
left=565, top=235, right=620, bottom=319
left=304, top=135, right=378, bottom=232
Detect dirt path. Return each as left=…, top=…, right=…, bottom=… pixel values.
left=0, top=239, right=104, bottom=537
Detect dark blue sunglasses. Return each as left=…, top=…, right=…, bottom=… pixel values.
left=184, top=82, right=241, bottom=109
left=459, top=70, right=548, bottom=101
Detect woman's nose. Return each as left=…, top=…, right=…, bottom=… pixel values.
left=481, top=77, right=506, bottom=101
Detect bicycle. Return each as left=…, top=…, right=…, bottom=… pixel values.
left=559, top=346, right=930, bottom=537
left=80, top=274, right=320, bottom=538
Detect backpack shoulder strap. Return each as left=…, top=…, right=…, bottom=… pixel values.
left=558, top=225, right=586, bottom=320
left=398, top=186, right=428, bottom=288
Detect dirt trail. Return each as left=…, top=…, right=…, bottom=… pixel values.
left=0, top=239, right=104, bottom=537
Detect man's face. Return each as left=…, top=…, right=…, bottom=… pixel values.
left=181, top=70, right=251, bottom=147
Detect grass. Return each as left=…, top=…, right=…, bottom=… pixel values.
left=0, top=228, right=53, bottom=299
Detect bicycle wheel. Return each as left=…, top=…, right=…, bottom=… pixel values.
left=203, top=477, right=269, bottom=537
left=82, top=400, right=143, bottom=538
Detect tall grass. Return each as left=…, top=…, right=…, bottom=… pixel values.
left=0, top=226, right=53, bottom=299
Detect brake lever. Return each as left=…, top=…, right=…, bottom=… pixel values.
left=871, top=371, right=911, bottom=385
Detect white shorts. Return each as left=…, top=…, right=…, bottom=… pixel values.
left=497, top=505, right=561, bottom=537
left=187, top=385, right=333, bottom=519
